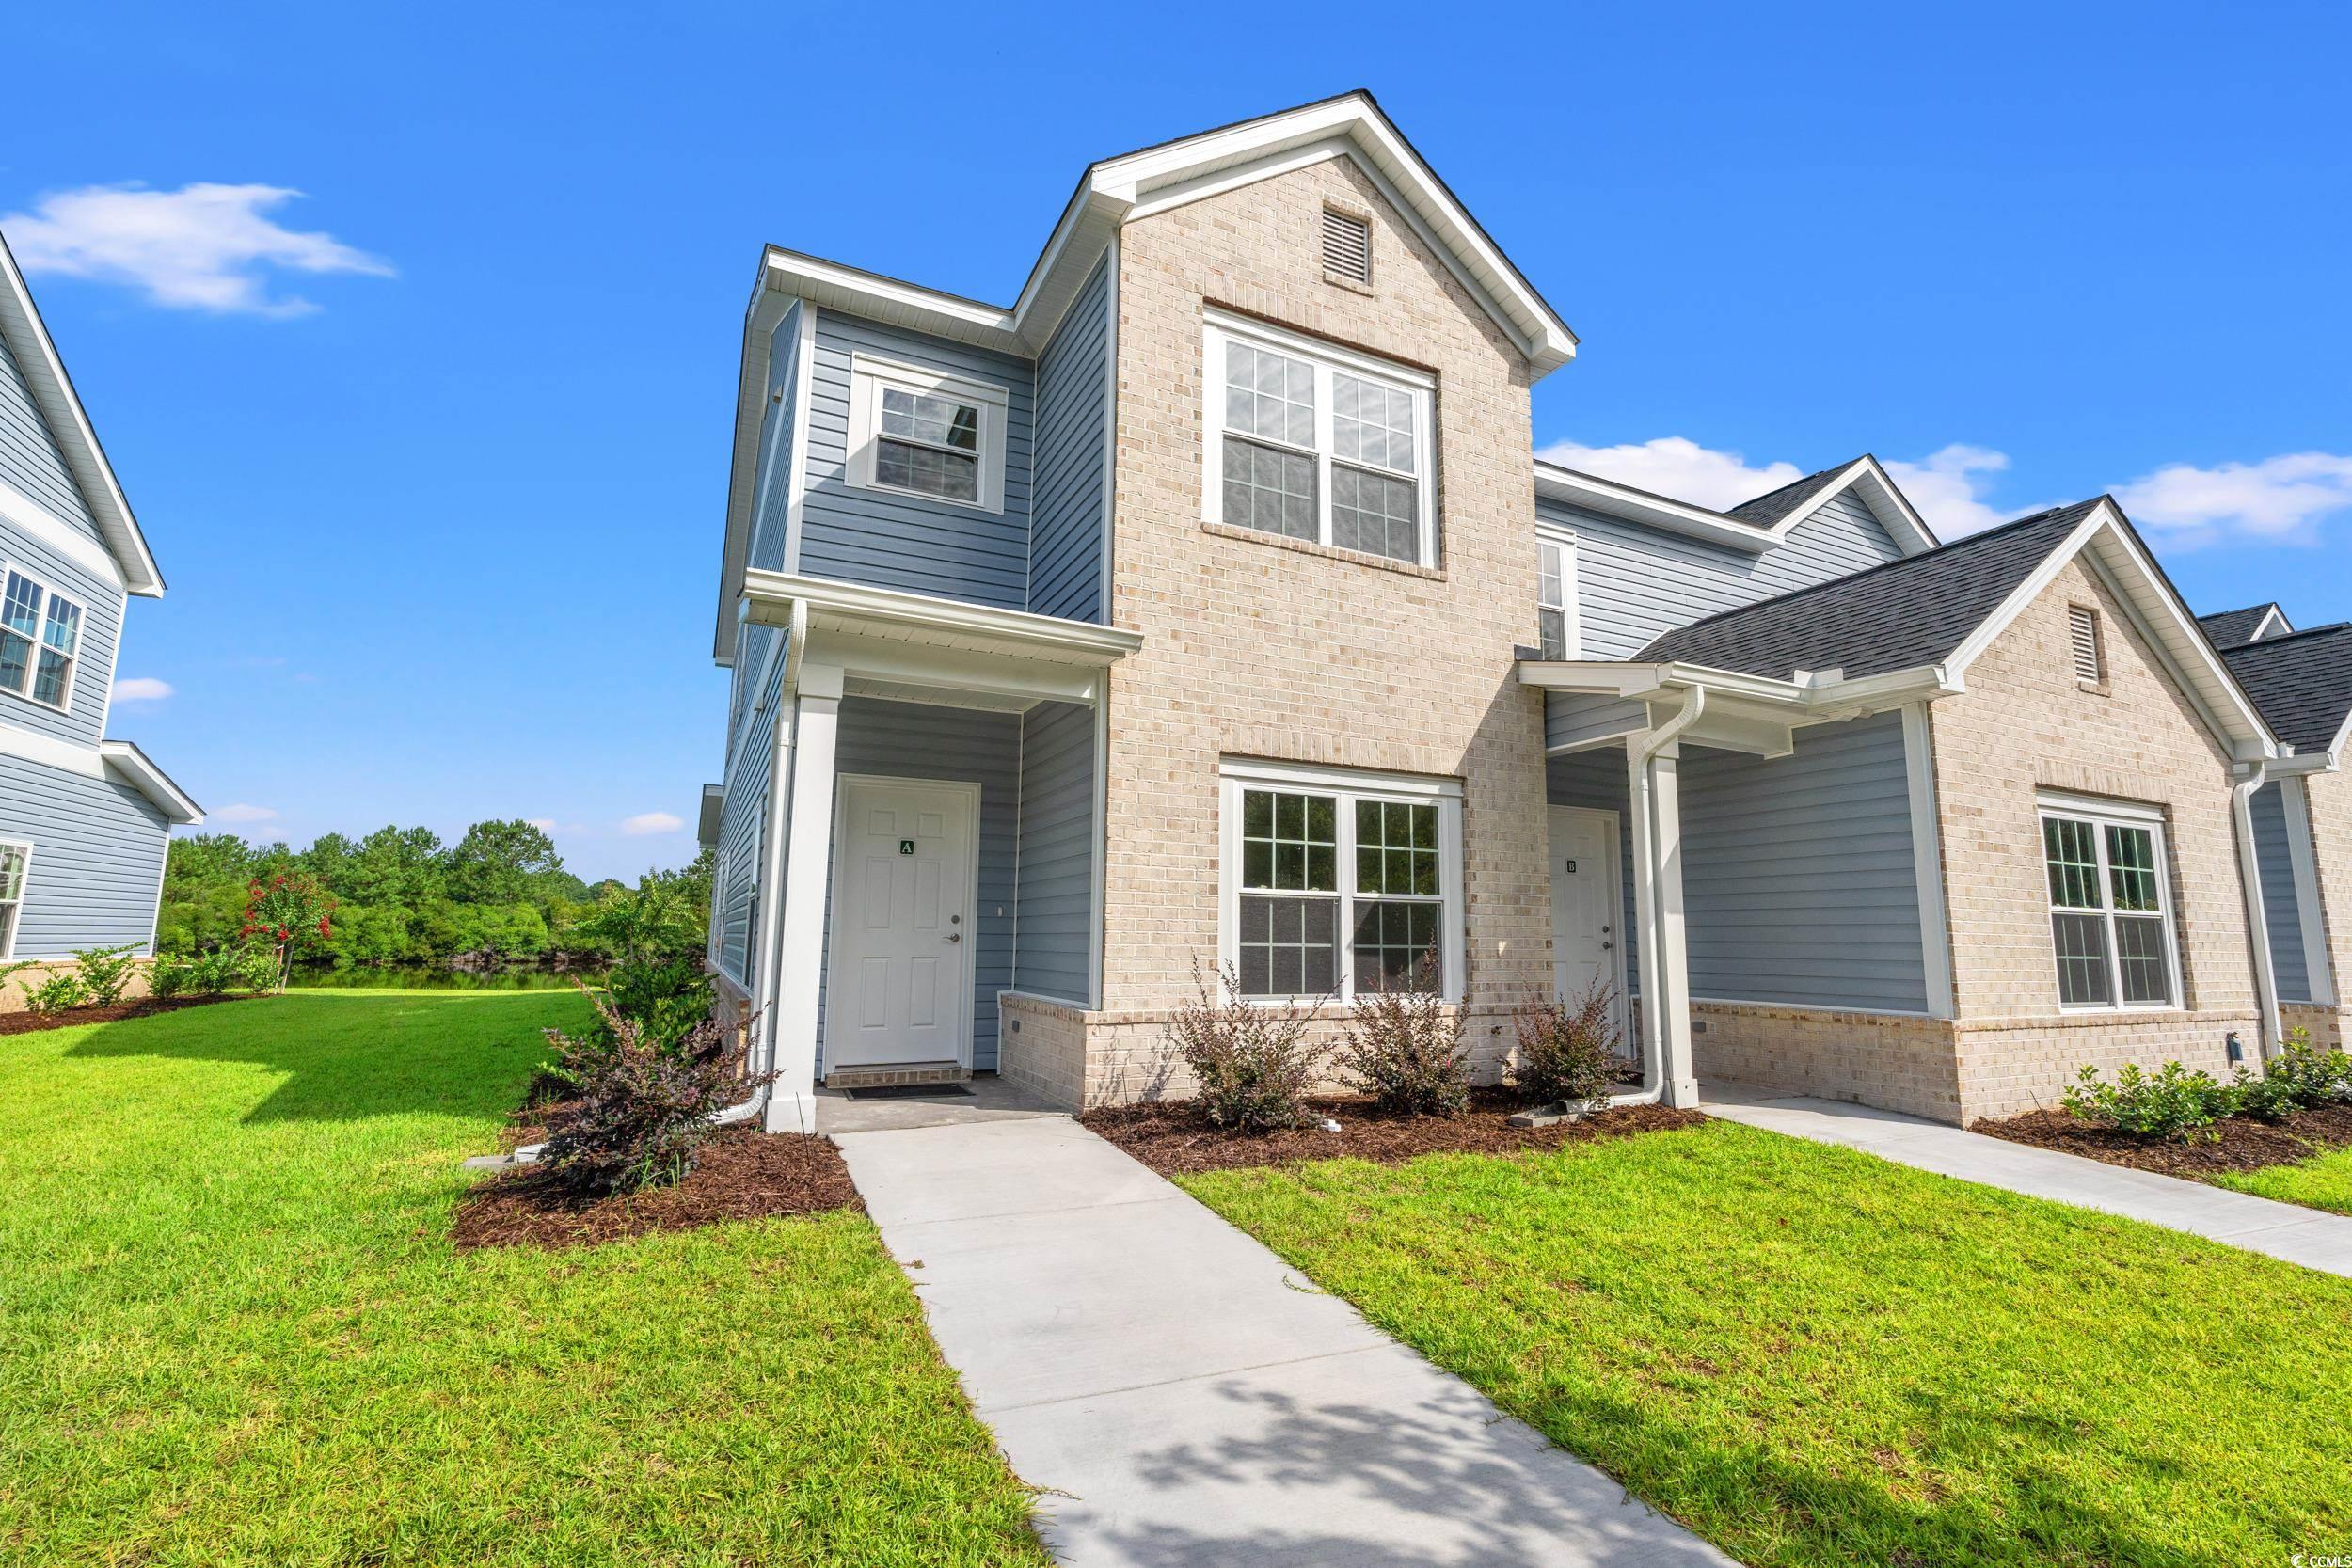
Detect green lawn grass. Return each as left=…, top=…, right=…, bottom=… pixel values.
left=1184, top=1119, right=2352, bottom=1568
left=2213, top=1142, right=2352, bottom=1216
left=0, top=989, right=1044, bottom=1567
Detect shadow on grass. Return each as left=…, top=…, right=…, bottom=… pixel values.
left=63, top=990, right=585, bottom=1125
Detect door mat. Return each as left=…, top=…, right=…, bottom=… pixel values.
left=843, top=1083, right=977, bottom=1101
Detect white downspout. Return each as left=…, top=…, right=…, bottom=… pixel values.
left=1610, top=686, right=1706, bottom=1107
left=2232, top=761, right=2283, bottom=1066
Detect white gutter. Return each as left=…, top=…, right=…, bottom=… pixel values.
left=1609, top=687, right=1705, bottom=1108
left=2232, top=761, right=2285, bottom=1065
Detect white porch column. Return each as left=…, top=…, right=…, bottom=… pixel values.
left=1629, top=738, right=1701, bottom=1108
left=763, top=662, right=843, bottom=1133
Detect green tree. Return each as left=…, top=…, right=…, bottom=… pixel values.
left=448, top=820, right=561, bottom=906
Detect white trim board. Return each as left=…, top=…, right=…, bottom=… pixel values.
left=1534, top=453, right=1937, bottom=560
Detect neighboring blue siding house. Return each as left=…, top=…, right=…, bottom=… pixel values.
left=0, top=236, right=200, bottom=972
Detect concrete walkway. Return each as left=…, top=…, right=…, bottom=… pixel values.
left=834, top=1115, right=1732, bottom=1568
left=1702, top=1080, right=2352, bottom=1276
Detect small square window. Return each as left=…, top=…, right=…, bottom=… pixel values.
left=848, top=356, right=1008, bottom=513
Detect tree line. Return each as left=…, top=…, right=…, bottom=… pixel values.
left=158, top=818, right=712, bottom=969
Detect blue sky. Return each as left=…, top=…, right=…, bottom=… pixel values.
left=7, top=2, right=2348, bottom=882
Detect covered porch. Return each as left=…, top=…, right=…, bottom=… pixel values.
left=734, top=571, right=1140, bottom=1132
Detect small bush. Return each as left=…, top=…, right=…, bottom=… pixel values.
left=149, top=953, right=194, bottom=999
left=20, top=970, right=90, bottom=1014
left=1333, top=955, right=1468, bottom=1117
left=151, top=942, right=278, bottom=999
left=2237, top=1030, right=2352, bottom=1122
left=73, top=944, right=139, bottom=1006
left=538, top=990, right=772, bottom=1196
left=1168, top=962, right=1328, bottom=1132
left=2061, top=1060, right=2239, bottom=1143
left=599, top=957, right=715, bottom=1053
left=1511, top=977, right=1623, bottom=1109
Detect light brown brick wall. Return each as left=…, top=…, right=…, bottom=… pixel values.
left=1090, top=156, right=1550, bottom=1073
left=1928, top=554, right=2261, bottom=1121
left=0, top=958, right=158, bottom=1015
left=2301, top=766, right=2352, bottom=1008
left=1690, top=1001, right=1963, bottom=1122
left=2282, top=1002, right=2348, bottom=1053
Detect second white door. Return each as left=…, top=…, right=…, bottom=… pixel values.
left=824, top=777, right=974, bottom=1069
left=1549, top=805, right=1628, bottom=1044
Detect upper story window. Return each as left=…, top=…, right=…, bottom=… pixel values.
left=1220, top=759, right=1463, bottom=1004
left=0, top=840, right=25, bottom=958
left=1537, top=532, right=1577, bottom=658
left=2040, top=794, right=2179, bottom=1011
left=1200, top=311, right=1437, bottom=566
left=847, top=354, right=1008, bottom=514
left=0, top=568, right=82, bottom=713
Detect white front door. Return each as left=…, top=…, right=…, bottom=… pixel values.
left=823, top=777, right=975, bottom=1069
left=1549, top=805, right=1628, bottom=1042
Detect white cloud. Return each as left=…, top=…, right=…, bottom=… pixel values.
left=526, top=818, right=557, bottom=832
left=1535, top=436, right=1803, bottom=513
left=2113, top=453, right=2352, bottom=547
left=1883, top=445, right=2060, bottom=540
left=620, top=811, right=684, bottom=837
left=111, top=675, right=173, bottom=703
left=1, top=182, right=392, bottom=317
left=215, top=802, right=279, bottom=824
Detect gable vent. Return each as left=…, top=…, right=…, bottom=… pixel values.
left=1322, top=208, right=1372, bottom=285
left=2070, top=605, right=2105, bottom=685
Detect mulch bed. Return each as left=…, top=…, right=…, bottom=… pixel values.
left=0, top=994, right=248, bottom=1037
left=453, top=1126, right=864, bottom=1250
left=1973, top=1103, right=2352, bottom=1180
left=1081, top=1088, right=1708, bottom=1178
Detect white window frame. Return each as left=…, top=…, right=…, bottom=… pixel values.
left=1200, top=309, right=1438, bottom=566
left=1217, top=758, right=1465, bottom=1006
left=0, top=562, right=82, bottom=715
left=2037, top=791, right=2181, bottom=1013
left=844, top=353, right=1009, bottom=515
left=0, top=838, right=30, bottom=960
left=1536, top=526, right=1579, bottom=659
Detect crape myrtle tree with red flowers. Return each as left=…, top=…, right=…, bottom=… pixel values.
left=243, top=871, right=338, bottom=992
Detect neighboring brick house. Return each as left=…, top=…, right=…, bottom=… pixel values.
left=699, top=92, right=2306, bottom=1132
left=2208, top=614, right=2352, bottom=1050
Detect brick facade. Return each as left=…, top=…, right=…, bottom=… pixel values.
left=2283, top=765, right=2352, bottom=1049
left=1690, top=1001, right=1963, bottom=1122
left=1032, top=155, right=1550, bottom=1102
left=1928, top=556, right=2263, bottom=1121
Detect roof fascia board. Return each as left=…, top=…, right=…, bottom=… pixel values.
left=98, top=739, right=202, bottom=824
left=0, top=240, right=163, bottom=596
left=714, top=284, right=795, bottom=661
left=741, top=569, right=1144, bottom=663
left=1534, top=465, right=1780, bottom=553
left=2250, top=604, right=2292, bottom=641
left=1836, top=458, right=1939, bottom=555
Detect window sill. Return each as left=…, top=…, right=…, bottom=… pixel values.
left=1321, top=268, right=1376, bottom=297
left=2077, top=678, right=2111, bottom=697
left=1201, top=521, right=1446, bottom=581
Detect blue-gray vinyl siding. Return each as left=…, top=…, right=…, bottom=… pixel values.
left=713, top=640, right=787, bottom=986
left=2251, top=782, right=2314, bottom=1003
left=1546, top=693, right=1647, bottom=752
left=0, top=752, right=167, bottom=957
left=1028, top=259, right=1108, bottom=624
left=0, top=509, right=127, bottom=749
left=746, top=302, right=803, bottom=577
left=817, top=698, right=1020, bottom=1073
left=0, top=332, right=99, bottom=537
left=1015, top=700, right=1094, bottom=1003
left=798, top=310, right=1034, bottom=611
left=1549, top=489, right=1908, bottom=661
left=1679, top=712, right=1928, bottom=1011
left=1545, top=712, right=1929, bottom=1013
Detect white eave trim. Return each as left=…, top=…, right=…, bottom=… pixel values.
left=0, top=236, right=164, bottom=597
left=742, top=570, right=1142, bottom=666
left=698, top=783, right=724, bottom=847
left=1519, top=657, right=1962, bottom=743
left=1533, top=454, right=1937, bottom=560
left=98, top=739, right=202, bottom=824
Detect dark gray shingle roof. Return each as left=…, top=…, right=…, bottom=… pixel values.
left=2198, top=603, right=2288, bottom=648
left=1633, top=500, right=2103, bottom=680
left=1720, top=462, right=1852, bottom=529
left=2221, top=625, right=2352, bottom=753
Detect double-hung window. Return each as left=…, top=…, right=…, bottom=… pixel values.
left=847, top=354, right=1009, bottom=513
left=2041, top=795, right=2179, bottom=1010
left=1536, top=531, right=1577, bottom=658
left=0, top=840, right=27, bottom=958
left=0, top=568, right=82, bottom=712
left=1222, top=761, right=1463, bottom=1002
left=1202, top=311, right=1437, bottom=566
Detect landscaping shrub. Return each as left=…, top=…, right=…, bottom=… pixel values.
left=2061, top=1060, right=2240, bottom=1143
left=152, top=942, right=279, bottom=999
left=599, top=957, right=715, bottom=1053
left=2236, top=1030, right=2352, bottom=1122
left=1168, top=962, right=1328, bottom=1132
left=1511, top=977, right=1623, bottom=1109
left=72, top=944, right=139, bottom=1006
left=1333, top=954, right=1468, bottom=1117
left=538, top=990, right=772, bottom=1196
left=149, top=953, right=194, bottom=999
left=19, top=969, right=89, bottom=1014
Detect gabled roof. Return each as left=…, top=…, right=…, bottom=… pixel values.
left=720, top=91, right=1579, bottom=658
left=2199, top=602, right=2293, bottom=648
left=2222, top=624, right=2352, bottom=757
left=0, top=231, right=164, bottom=596
left=1533, top=452, right=1938, bottom=559
left=1629, top=497, right=2275, bottom=762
